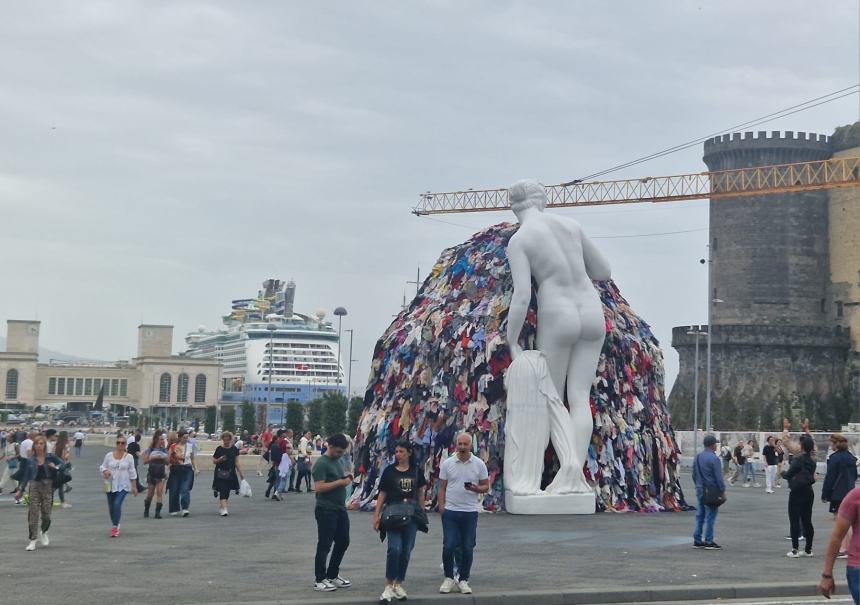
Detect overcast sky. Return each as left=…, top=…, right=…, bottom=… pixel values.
left=1, top=1, right=858, bottom=398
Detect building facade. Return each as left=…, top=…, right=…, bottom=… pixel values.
left=0, top=320, right=222, bottom=425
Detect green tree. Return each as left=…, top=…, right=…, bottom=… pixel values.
left=223, top=408, right=236, bottom=433
left=347, top=396, right=363, bottom=434
left=286, top=402, right=305, bottom=435
left=205, top=406, right=217, bottom=434
left=322, top=392, right=348, bottom=436
left=307, top=398, right=324, bottom=437
left=240, top=401, right=256, bottom=434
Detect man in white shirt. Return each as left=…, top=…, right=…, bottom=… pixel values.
left=437, top=432, right=489, bottom=596
left=19, top=432, right=35, bottom=459
left=73, top=430, right=85, bottom=457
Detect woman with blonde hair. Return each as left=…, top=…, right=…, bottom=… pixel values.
left=99, top=433, right=138, bottom=537
left=212, top=431, right=244, bottom=516
left=22, top=435, right=62, bottom=551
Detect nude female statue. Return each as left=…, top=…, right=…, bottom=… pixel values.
left=505, top=179, right=611, bottom=498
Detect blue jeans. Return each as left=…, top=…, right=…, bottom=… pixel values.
left=107, top=490, right=127, bottom=527
left=442, top=510, right=477, bottom=582
left=847, top=565, right=860, bottom=604
left=693, top=488, right=718, bottom=543
left=743, top=461, right=756, bottom=483
left=386, top=520, right=418, bottom=582
left=169, top=466, right=193, bottom=513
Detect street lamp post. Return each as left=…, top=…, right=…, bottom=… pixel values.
left=333, top=307, right=348, bottom=397
left=686, top=326, right=708, bottom=451
left=266, top=322, right=277, bottom=427
left=701, top=251, right=723, bottom=433
left=345, top=328, right=355, bottom=399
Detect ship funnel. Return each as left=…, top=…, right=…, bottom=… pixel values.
left=284, top=280, right=296, bottom=318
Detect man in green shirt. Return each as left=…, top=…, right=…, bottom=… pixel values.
left=311, top=433, right=353, bottom=592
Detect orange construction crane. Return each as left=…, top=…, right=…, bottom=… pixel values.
left=412, top=156, right=860, bottom=215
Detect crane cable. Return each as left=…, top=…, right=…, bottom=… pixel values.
left=566, top=84, right=860, bottom=184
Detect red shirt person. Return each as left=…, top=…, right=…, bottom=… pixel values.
left=819, top=486, right=860, bottom=601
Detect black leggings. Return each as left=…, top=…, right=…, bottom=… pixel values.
left=297, top=467, right=312, bottom=490
left=788, top=488, right=814, bottom=552
left=216, top=488, right=231, bottom=501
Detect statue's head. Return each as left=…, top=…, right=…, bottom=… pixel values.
left=508, top=179, right=547, bottom=215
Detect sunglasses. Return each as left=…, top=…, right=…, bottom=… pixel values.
left=116, top=441, right=126, bottom=445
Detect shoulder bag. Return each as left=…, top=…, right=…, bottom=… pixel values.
left=696, top=455, right=726, bottom=508
left=380, top=466, right=419, bottom=531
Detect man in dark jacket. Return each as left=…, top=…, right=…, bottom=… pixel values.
left=822, top=433, right=857, bottom=558
left=693, top=435, right=726, bottom=550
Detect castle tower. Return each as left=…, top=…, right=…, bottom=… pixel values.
left=670, top=130, right=853, bottom=430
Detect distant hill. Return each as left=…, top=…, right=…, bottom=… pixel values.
left=0, top=337, right=103, bottom=363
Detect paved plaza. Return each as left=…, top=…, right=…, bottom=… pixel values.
left=0, top=445, right=847, bottom=605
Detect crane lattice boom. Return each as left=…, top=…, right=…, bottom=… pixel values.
left=413, top=156, right=860, bottom=215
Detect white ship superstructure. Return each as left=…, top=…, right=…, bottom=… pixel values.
left=185, top=279, right=344, bottom=423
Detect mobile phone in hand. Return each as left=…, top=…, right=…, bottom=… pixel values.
left=464, top=481, right=473, bottom=489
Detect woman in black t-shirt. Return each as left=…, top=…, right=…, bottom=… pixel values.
left=373, top=440, right=426, bottom=603
left=212, top=431, right=245, bottom=517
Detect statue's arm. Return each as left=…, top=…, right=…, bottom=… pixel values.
left=581, top=232, right=611, bottom=281
left=505, top=238, right=531, bottom=358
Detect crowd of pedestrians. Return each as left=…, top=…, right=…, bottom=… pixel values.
left=692, top=423, right=860, bottom=604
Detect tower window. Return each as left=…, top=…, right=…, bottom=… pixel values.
left=836, top=301, right=844, bottom=319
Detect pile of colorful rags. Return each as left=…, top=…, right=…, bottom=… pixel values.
left=349, top=222, right=687, bottom=513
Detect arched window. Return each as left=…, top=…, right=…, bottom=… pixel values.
left=5, top=369, right=19, bottom=399
left=177, top=373, right=189, bottom=403
left=159, top=373, right=171, bottom=403
left=194, top=374, right=207, bottom=403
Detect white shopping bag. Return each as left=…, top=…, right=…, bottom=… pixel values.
left=239, top=478, right=252, bottom=498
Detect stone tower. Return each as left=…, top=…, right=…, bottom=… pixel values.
left=670, top=126, right=858, bottom=430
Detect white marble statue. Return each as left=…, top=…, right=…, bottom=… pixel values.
left=504, top=179, right=611, bottom=514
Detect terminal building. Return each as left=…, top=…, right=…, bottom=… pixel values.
left=0, top=320, right=221, bottom=425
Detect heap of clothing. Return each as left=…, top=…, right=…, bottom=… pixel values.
left=350, top=223, right=687, bottom=513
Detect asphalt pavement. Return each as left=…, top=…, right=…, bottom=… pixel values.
left=0, top=445, right=851, bottom=605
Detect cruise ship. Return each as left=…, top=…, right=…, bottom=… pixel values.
left=184, top=279, right=345, bottom=423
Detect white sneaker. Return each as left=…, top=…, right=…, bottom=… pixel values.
left=256, top=471, right=263, bottom=477
left=439, top=578, right=459, bottom=593
left=170, top=512, right=178, bottom=517
left=392, top=584, right=407, bottom=600
left=61, top=503, right=72, bottom=508
left=753, top=483, right=761, bottom=488
left=39, top=532, right=49, bottom=546
left=766, top=489, right=774, bottom=494
left=219, top=509, right=227, bottom=516
left=743, top=483, right=751, bottom=488
left=787, top=550, right=800, bottom=558
left=802, top=551, right=814, bottom=557
left=458, top=580, right=473, bottom=594
left=379, top=585, right=395, bottom=603
left=25, top=540, right=36, bottom=551
left=314, top=580, right=337, bottom=592
left=181, top=510, right=190, bottom=517
left=328, top=576, right=351, bottom=588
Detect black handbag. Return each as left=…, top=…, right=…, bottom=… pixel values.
left=380, top=501, right=415, bottom=531
left=55, top=463, right=72, bottom=486
left=696, top=455, right=727, bottom=508
left=215, top=468, right=232, bottom=480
